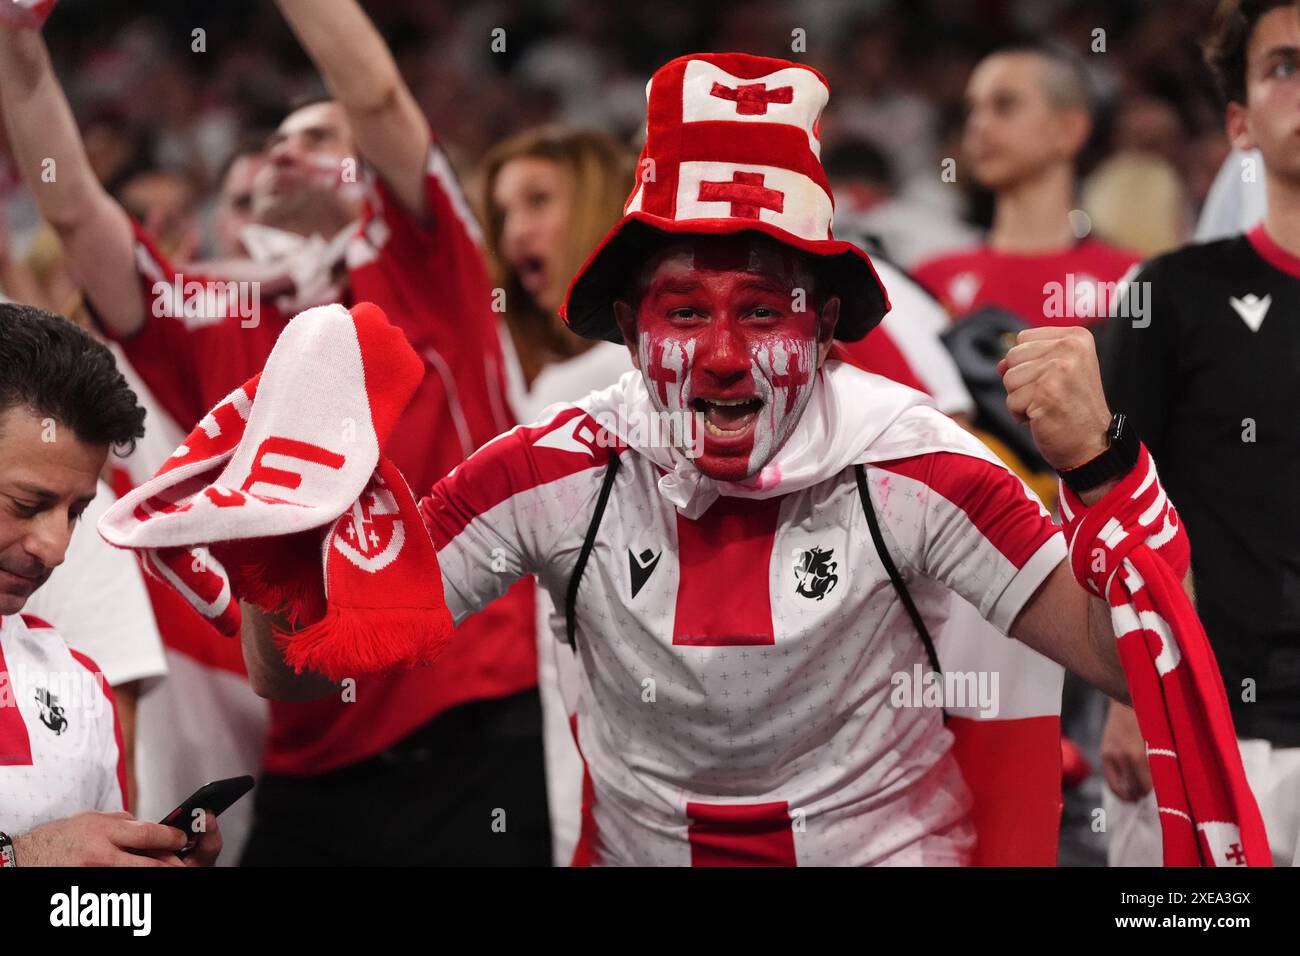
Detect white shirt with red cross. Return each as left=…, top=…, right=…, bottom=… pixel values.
left=0, top=613, right=126, bottom=838
left=419, top=362, right=1066, bottom=865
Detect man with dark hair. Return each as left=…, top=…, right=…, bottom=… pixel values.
left=0, top=302, right=220, bottom=866
left=1101, top=0, right=1300, bottom=866
left=213, top=143, right=265, bottom=259
left=0, top=302, right=145, bottom=458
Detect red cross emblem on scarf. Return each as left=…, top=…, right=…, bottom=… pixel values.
left=333, top=478, right=406, bottom=572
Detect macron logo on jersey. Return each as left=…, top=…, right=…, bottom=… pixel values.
left=1229, top=293, right=1271, bottom=332
left=629, top=547, right=661, bottom=598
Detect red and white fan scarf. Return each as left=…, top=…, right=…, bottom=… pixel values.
left=1059, top=446, right=1270, bottom=866
left=98, top=301, right=453, bottom=682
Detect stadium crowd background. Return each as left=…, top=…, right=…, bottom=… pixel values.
left=0, top=0, right=1230, bottom=267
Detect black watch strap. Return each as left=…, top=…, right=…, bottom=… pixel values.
left=1059, top=413, right=1140, bottom=494
left=0, top=831, right=17, bottom=867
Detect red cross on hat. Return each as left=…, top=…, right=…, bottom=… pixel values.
left=708, top=80, right=794, bottom=114
left=562, top=52, right=890, bottom=344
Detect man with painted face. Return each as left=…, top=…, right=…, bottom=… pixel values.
left=615, top=236, right=830, bottom=482
left=244, top=54, right=1236, bottom=866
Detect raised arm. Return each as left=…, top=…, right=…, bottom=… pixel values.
left=1010, top=556, right=1195, bottom=703
left=0, top=23, right=144, bottom=334
left=272, top=0, right=431, bottom=219
left=999, top=324, right=1196, bottom=701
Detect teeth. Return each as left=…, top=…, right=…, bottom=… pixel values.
left=704, top=419, right=747, bottom=437
left=704, top=398, right=754, bottom=407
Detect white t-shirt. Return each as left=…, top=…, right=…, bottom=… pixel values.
left=0, top=613, right=124, bottom=836
left=25, top=481, right=166, bottom=691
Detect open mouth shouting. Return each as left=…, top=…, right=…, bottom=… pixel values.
left=691, top=395, right=764, bottom=442
left=514, top=254, right=549, bottom=297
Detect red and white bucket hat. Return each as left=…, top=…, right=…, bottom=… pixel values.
left=561, top=52, right=892, bottom=343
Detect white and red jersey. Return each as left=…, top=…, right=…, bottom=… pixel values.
left=420, top=361, right=1066, bottom=865
left=0, top=614, right=126, bottom=837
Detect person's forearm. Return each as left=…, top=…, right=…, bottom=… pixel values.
left=0, top=26, right=106, bottom=232
left=112, top=680, right=140, bottom=813
left=240, top=601, right=338, bottom=701
left=273, top=0, right=407, bottom=115
left=1086, top=593, right=1130, bottom=703
left=0, top=23, right=142, bottom=334
left=1077, top=476, right=1119, bottom=507
left=272, top=0, right=430, bottom=216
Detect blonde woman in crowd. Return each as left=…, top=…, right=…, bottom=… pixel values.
left=478, top=124, right=634, bottom=863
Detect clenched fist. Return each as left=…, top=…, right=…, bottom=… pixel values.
left=997, top=326, right=1112, bottom=474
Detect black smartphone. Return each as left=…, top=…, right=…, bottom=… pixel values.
left=159, top=775, right=255, bottom=857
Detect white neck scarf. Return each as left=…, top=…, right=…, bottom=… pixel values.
left=577, top=358, right=984, bottom=519
left=239, top=221, right=358, bottom=312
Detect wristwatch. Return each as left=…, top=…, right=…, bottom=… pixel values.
left=0, top=831, right=16, bottom=867
left=1058, top=412, right=1140, bottom=494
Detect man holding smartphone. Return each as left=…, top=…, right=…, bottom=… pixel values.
left=0, top=302, right=220, bottom=867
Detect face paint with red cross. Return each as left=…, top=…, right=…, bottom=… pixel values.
left=625, top=236, right=825, bottom=483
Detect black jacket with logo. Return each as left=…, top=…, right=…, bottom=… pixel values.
left=1103, top=227, right=1300, bottom=746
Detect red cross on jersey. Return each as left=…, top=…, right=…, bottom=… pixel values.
left=418, top=361, right=1067, bottom=865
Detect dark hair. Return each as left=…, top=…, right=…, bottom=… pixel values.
left=822, top=137, right=896, bottom=192
left=0, top=303, right=146, bottom=453
left=1204, top=0, right=1295, bottom=105
left=286, top=92, right=335, bottom=115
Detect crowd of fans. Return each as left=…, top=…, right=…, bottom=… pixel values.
left=1, top=0, right=1295, bottom=870
left=1, top=0, right=1236, bottom=272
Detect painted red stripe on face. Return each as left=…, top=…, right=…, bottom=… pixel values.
left=686, top=800, right=796, bottom=866
left=0, top=628, right=34, bottom=766
left=673, top=496, right=780, bottom=646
